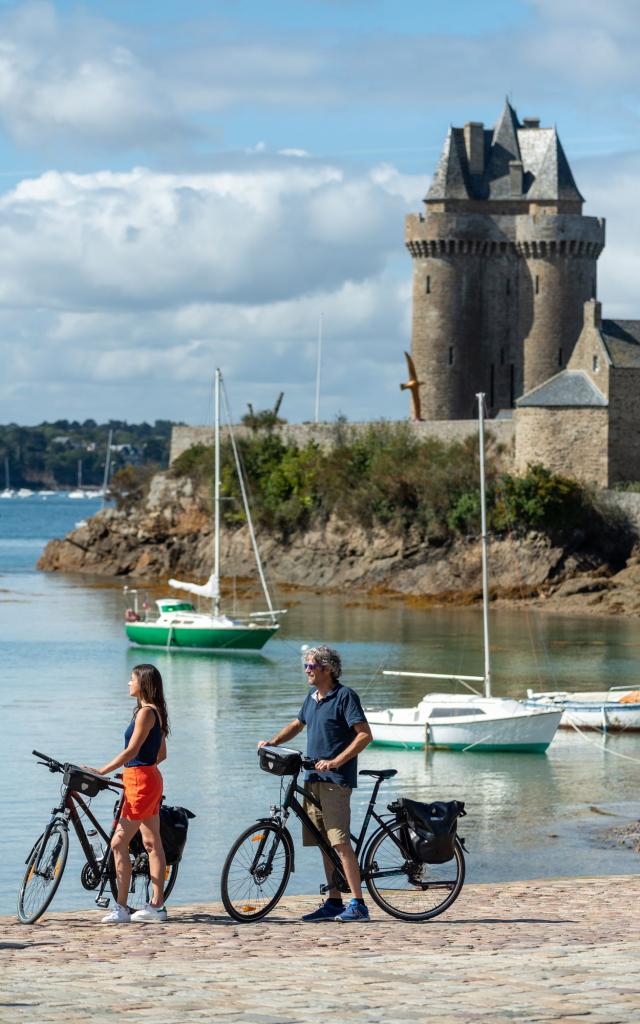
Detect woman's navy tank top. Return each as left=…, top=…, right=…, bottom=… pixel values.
left=124, top=707, right=162, bottom=767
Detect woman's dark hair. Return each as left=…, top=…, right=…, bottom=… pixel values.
left=132, top=663, right=170, bottom=736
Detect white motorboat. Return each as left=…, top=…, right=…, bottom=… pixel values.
left=17, top=488, right=33, bottom=497
left=366, top=392, right=563, bottom=753
left=524, top=687, right=640, bottom=732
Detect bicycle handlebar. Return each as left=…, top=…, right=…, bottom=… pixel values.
left=31, top=749, right=123, bottom=792
left=33, top=749, right=64, bottom=772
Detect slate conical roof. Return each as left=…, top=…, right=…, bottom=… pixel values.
left=526, top=130, right=584, bottom=202
left=424, top=100, right=583, bottom=205
left=425, top=127, right=470, bottom=202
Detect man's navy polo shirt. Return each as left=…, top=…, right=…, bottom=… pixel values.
left=297, top=682, right=367, bottom=789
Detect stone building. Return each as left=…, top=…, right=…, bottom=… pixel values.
left=407, top=100, right=605, bottom=419
left=515, top=300, right=640, bottom=487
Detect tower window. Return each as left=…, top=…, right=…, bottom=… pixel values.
left=593, top=354, right=600, bottom=372
left=448, top=346, right=454, bottom=366
left=558, top=347, right=563, bottom=367
left=500, top=348, right=505, bottom=366
left=509, top=364, right=515, bottom=407
left=592, top=278, right=596, bottom=298
left=506, top=278, right=511, bottom=295
left=490, top=364, right=495, bottom=408
left=535, top=275, right=540, bottom=295
left=426, top=275, right=431, bottom=294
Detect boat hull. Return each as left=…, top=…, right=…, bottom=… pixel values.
left=125, top=622, right=278, bottom=652
left=524, top=696, right=640, bottom=732
left=367, top=708, right=562, bottom=752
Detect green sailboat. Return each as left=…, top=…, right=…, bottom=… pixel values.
left=124, top=369, right=285, bottom=653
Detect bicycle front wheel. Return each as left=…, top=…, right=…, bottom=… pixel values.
left=364, top=823, right=465, bottom=921
left=18, top=821, right=69, bottom=924
left=221, top=822, right=292, bottom=923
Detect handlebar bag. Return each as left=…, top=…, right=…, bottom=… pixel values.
left=395, top=797, right=466, bottom=864
left=63, top=765, right=109, bottom=799
left=258, top=745, right=302, bottom=776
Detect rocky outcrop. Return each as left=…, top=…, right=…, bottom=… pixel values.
left=37, top=472, right=640, bottom=614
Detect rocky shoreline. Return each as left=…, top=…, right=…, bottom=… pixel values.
left=37, top=472, right=640, bottom=617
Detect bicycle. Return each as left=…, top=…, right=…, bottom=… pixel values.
left=220, top=745, right=466, bottom=923
left=17, top=750, right=179, bottom=924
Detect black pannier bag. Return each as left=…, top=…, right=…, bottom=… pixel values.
left=393, top=797, right=466, bottom=864
left=258, top=745, right=302, bottom=776
left=160, top=805, right=196, bottom=865
left=127, top=804, right=195, bottom=865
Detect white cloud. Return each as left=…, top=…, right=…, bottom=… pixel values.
left=0, top=1, right=639, bottom=156
left=580, top=152, right=640, bottom=318
left=0, top=0, right=191, bottom=149
left=0, top=157, right=421, bottom=422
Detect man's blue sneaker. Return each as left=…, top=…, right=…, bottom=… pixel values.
left=302, top=900, right=344, bottom=922
left=334, top=898, right=370, bottom=922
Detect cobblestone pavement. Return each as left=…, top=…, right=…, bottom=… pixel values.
left=2, top=876, right=638, bottom=1024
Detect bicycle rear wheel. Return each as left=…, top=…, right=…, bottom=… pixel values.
left=107, top=852, right=179, bottom=911
left=17, top=822, right=69, bottom=924
left=364, top=823, right=465, bottom=921
left=221, top=822, right=292, bottom=922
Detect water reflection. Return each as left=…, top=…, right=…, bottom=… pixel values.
left=2, top=556, right=640, bottom=913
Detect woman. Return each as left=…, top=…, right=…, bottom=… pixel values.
left=96, top=663, right=170, bottom=924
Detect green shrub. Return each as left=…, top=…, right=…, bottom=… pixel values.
left=166, top=427, right=625, bottom=545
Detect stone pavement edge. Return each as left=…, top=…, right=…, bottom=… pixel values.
left=1, top=876, right=638, bottom=1024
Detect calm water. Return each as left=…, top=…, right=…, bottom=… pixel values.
left=1, top=494, right=639, bottom=917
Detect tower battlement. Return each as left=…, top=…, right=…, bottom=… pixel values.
left=407, top=100, right=605, bottom=419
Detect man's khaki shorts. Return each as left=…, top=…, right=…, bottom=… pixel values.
left=302, top=781, right=352, bottom=848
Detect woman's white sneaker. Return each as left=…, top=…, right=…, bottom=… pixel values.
left=131, top=904, right=168, bottom=923
left=101, top=903, right=131, bottom=924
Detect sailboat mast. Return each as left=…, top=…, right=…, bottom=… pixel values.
left=476, top=392, right=492, bottom=698
left=4, top=456, right=9, bottom=490
left=213, top=369, right=221, bottom=617
left=314, top=312, right=323, bottom=424
left=102, top=429, right=113, bottom=507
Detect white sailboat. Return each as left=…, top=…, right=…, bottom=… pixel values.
left=366, top=392, right=563, bottom=752
left=68, top=459, right=90, bottom=498
left=1, top=456, right=15, bottom=498
left=124, top=368, right=286, bottom=653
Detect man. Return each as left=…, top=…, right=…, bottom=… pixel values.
left=258, top=645, right=373, bottom=922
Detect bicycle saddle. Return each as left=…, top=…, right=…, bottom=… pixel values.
left=359, top=769, right=397, bottom=779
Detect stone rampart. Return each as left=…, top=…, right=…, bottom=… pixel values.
left=170, top=419, right=515, bottom=464
left=515, top=407, right=609, bottom=486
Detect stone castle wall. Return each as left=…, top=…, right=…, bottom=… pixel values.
left=608, top=368, right=640, bottom=485
left=515, top=406, right=609, bottom=486
left=170, top=419, right=515, bottom=465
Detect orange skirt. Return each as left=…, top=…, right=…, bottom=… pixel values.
left=121, top=765, right=163, bottom=821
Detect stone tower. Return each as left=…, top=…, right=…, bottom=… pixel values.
left=406, top=100, right=605, bottom=418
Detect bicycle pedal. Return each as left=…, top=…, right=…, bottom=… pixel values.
left=95, top=896, right=110, bottom=908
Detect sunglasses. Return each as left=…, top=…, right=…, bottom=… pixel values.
left=304, top=662, right=324, bottom=672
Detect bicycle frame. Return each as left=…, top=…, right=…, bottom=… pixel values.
left=265, top=771, right=407, bottom=891
left=31, top=783, right=125, bottom=907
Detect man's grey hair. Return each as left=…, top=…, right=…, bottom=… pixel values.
left=305, top=645, right=342, bottom=681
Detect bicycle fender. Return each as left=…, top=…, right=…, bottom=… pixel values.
left=24, top=819, right=67, bottom=864
left=255, top=819, right=296, bottom=874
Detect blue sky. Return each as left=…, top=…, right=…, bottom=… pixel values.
left=1, top=0, right=640, bottom=425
